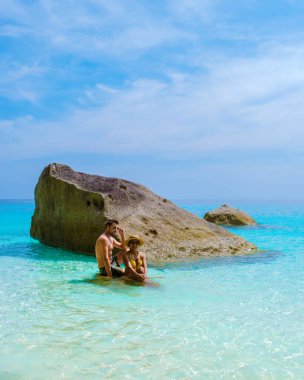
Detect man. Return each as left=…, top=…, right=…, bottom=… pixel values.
left=95, top=219, right=125, bottom=278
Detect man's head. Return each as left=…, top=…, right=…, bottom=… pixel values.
left=104, top=219, right=119, bottom=236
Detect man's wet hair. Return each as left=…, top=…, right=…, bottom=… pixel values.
left=105, top=219, right=119, bottom=228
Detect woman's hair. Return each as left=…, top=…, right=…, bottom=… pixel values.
left=128, top=239, right=140, bottom=247
left=105, top=219, right=119, bottom=227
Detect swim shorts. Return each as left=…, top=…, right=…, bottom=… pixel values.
left=99, top=266, right=124, bottom=278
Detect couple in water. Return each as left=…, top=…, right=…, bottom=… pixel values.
left=95, top=219, right=147, bottom=282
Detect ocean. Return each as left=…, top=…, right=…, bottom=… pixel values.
left=1, top=200, right=304, bottom=379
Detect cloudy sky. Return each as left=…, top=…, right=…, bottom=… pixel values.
left=1, top=0, right=304, bottom=199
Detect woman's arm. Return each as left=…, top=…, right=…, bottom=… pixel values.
left=141, top=252, right=147, bottom=276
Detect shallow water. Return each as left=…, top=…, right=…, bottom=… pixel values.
left=1, top=200, right=304, bottom=379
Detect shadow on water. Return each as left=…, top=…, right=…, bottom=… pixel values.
left=70, top=273, right=160, bottom=290
left=227, top=224, right=295, bottom=232
left=1, top=240, right=284, bottom=276
left=0, top=240, right=96, bottom=263
left=1, top=240, right=162, bottom=290
left=157, top=249, right=284, bottom=272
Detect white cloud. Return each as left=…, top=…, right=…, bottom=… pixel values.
left=0, top=63, right=45, bottom=83
left=1, top=0, right=304, bottom=165
left=1, top=40, right=304, bottom=161
left=2, top=0, right=304, bottom=199
left=0, top=0, right=27, bottom=18
left=0, top=62, right=46, bottom=103
left=0, top=0, right=194, bottom=57
left=0, top=24, right=30, bottom=37
left=166, top=0, right=217, bottom=22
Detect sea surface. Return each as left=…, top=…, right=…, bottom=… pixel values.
left=1, top=200, right=304, bottom=379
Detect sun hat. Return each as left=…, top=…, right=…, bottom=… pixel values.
left=125, top=235, right=144, bottom=247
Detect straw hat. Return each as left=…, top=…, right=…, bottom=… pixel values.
left=125, top=235, right=144, bottom=247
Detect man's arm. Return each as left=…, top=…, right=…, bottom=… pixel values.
left=113, top=227, right=126, bottom=249
left=101, top=239, right=112, bottom=277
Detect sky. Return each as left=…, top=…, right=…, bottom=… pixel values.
left=1, top=0, right=304, bottom=200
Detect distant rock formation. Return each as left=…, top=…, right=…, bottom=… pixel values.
left=30, top=164, right=256, bottom=262
left=204, top=204, right=257, bottom=226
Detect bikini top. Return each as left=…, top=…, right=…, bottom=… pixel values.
left=130, top=255, right=143, bottom=269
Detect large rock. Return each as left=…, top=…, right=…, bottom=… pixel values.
left=204, top=204, right=257, bottom=226
left=30, top=164, right=256, bottom=262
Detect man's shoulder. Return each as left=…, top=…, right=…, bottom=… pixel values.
left=97, top=234, right=110, bottom=244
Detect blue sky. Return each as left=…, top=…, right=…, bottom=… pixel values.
left=1, top=0, right=304, bottom=200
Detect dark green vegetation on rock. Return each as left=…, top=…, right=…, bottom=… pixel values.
left=30, top=164, right=256, bottom=263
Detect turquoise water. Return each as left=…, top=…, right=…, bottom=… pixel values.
left=1, top=200, right=304, bottom=379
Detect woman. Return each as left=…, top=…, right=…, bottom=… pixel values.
left=123, top=235, right=147, bottom=282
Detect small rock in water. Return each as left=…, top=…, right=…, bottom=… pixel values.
left=204, top=204, right=257, bottom=226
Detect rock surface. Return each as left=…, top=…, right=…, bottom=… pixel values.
left=204, top=204, right=257, bottom=226
left=30, top=164, right=256, bottom=263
